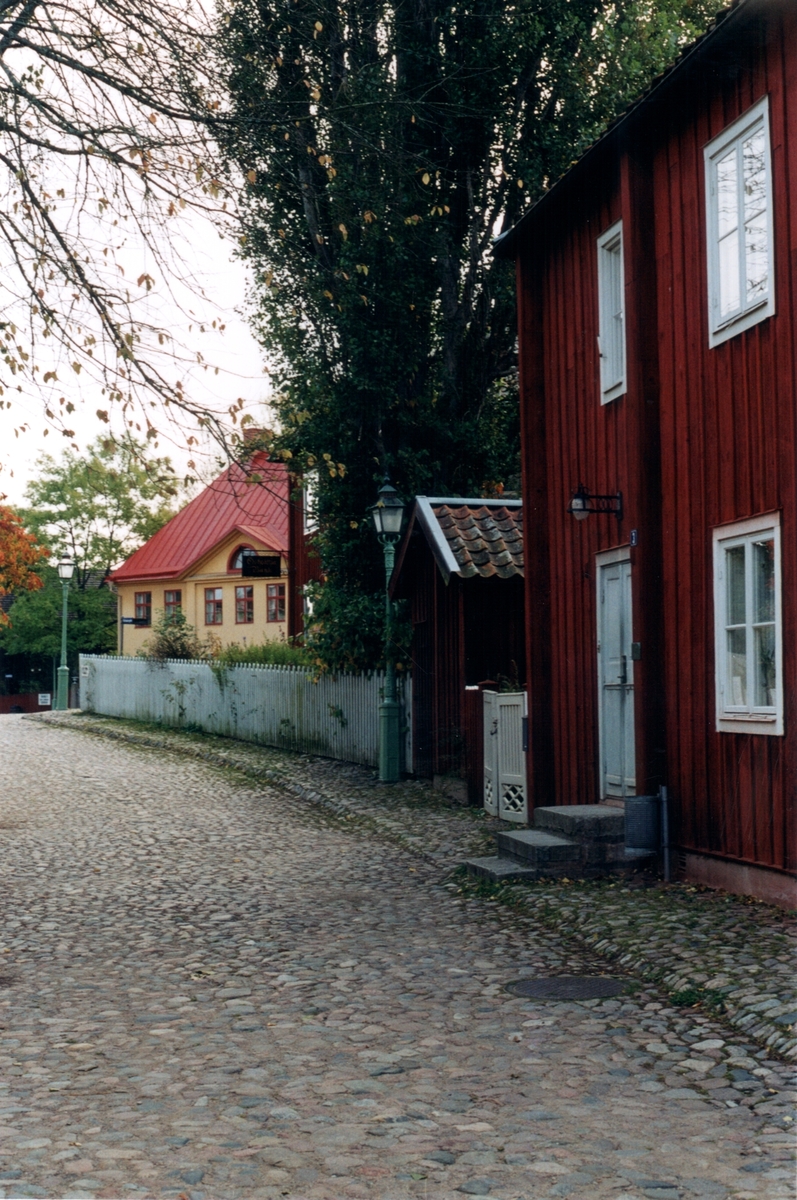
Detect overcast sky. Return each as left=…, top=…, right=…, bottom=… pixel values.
left=0, top=206, right=273, bottom=506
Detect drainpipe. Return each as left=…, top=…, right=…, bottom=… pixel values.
left=660, top=785, right=671, bottom=883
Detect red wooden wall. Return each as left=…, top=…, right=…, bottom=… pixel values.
left=653, top=10, right=797, bottom=872
left=395, top=525, right=525, bottom=783
left=516, top=1, right=796, bottom=878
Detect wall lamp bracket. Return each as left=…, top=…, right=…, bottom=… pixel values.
left=568, top=484, right=623, bottom=523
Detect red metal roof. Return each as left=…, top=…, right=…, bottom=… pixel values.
left=111, top=454, right=290, bottom=582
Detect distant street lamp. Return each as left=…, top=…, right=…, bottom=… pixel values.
left=371, top=477, right=406, bottom=783
left=55, top=558, right=74, bottom=711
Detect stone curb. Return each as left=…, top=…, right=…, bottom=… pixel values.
left=28, top=712, right=797, bottom=1064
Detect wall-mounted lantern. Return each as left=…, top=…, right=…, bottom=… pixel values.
left=567, top=484, right=623, bottom=523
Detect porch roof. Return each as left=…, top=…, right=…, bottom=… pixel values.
left=411, top=496, right=523, bottom=584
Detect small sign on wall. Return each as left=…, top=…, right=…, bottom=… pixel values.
left=38, top=693, right=51, bottom=707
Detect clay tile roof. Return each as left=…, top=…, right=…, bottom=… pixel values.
left=110, top=453, right=290, bottom=583
left=412, top=498, right=523, bottom=582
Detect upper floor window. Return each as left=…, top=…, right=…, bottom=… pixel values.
left=134, top=591, right=151, bottom=625
left=713, top=513, right=782, bottom=736
left=205, top=587, right=223, bottom=625
left=229, top=545, right=257, bottom=571
left=704, top=97, right=774, bottom=347
left=164, top=589, right=181, bottom=617
left=597, top=220, right=626, bottom=404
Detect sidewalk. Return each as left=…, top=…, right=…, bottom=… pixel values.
left=30, top=712, right=797, bottom=1066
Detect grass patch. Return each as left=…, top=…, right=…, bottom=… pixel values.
left=669, top=985, right=727, bottom=1014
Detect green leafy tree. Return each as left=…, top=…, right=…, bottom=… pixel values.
left=20, top=437, right=184, bottom=587
left=217, top=0, right=715, bottom=669
left=0, top=566, right=116, bottom=660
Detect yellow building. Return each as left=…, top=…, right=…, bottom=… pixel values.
left=111, top=454, right=291, bottom=656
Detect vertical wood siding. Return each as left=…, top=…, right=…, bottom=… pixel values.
left=518, top=5, right=795, bottom=875
left=654, top=11, right=797, bottom=872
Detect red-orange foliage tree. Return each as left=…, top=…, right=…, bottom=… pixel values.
left=0, top=505, right=47, bottom=623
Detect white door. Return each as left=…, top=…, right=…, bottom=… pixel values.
left=598, top=553, right=636, bottom=798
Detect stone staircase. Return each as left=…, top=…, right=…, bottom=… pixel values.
left=464, top=804, right=655, bottom=882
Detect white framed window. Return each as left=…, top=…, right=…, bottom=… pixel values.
left=704, top=96, right=775, bottom=347
left=597, top=219, right=626, bottom=404
left=713, top=513, right=783, bottom=735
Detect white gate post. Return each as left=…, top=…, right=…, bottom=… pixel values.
left=482, top=690, right=498, bottom=815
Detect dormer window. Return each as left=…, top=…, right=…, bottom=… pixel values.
left=229, top=545, right=256, bottom=572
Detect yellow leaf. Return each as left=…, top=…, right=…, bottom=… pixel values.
left=314, top=20, right=323, bottom=30
left=338, top=223, right=348, bottom=240
left=247, top=169, right=257, bottom=183
left=311, top=89, right=321, bottom=101
left=517, top=179, right=524, bottom=188
left=421, top=172, right=430, bottom=185
left=72, top=362, right=82, bottom=374
left=96, top=409, right=109, bottom=423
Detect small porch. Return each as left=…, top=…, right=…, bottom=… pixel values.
left=391, top=497, right=525, bottom=803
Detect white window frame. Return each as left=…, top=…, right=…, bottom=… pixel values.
left=704, top=96, right=775, bottom=348
left=712, top=512, right=783, bottom=736
left=597, top=219, right=626, bottom=404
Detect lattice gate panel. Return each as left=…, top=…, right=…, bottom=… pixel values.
left=497, top=692, right=527, bottom=822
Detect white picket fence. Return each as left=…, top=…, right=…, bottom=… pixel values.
left=79, top=655, right=412, bottom=770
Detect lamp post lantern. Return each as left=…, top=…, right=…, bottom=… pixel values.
left=371, top=477, right=406, bottom=783
left=55, top=558, right=74, bottom=710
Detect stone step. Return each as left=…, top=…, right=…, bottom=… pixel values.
left=495, top=828, right=582, bottom=868
left=532, top=804, right=624, bottom=843
left=462, top=845, right=657, bottom=884
left=461, top=856, right=541, bottom=883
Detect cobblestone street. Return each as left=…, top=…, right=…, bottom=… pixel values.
left=0, top=716, right=794, bottom=1200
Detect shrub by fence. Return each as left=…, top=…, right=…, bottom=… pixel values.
left=79, top=655, right=412, bottom=770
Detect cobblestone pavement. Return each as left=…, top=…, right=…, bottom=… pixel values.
left=32, top=715, right=797, bottom=1062
left=0, top=716, right=794, bottom=1200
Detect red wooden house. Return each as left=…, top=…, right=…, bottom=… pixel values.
left=496, top=0, right=795, bottom=905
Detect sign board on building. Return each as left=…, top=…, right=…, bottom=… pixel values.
left=242, top=554, right=281, bottom=578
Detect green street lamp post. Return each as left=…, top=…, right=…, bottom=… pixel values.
left=371, top=478, right=406, bottom=783
left=55, top=558, right=74, bottom=711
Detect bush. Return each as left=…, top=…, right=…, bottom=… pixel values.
left=216, top=639, right=311, bottom=668
left=138, top=609, right=217, bottom=662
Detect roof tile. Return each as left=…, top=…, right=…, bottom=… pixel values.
left=431, top=502, right=523, bottom=579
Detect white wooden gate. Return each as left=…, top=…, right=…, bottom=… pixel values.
left=483, top=690, right=528, bottom=822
